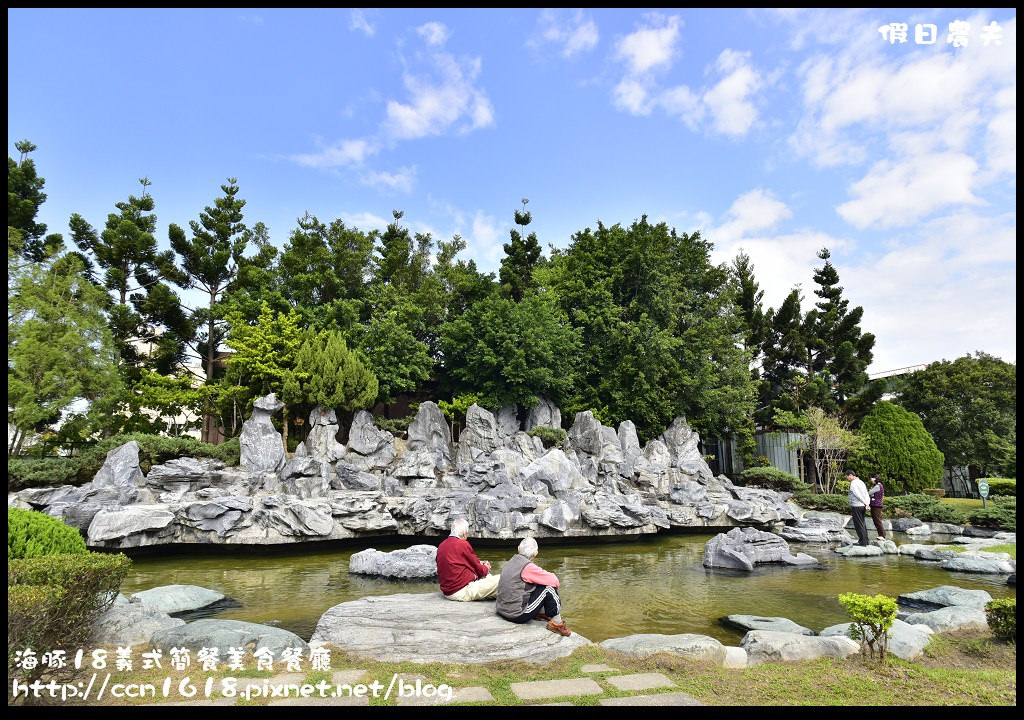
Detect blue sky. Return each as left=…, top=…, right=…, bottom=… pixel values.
left=7, top=8, right=1016, bottom=375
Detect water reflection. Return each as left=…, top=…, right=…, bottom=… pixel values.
left=119, top=533, right=1015, bottom=644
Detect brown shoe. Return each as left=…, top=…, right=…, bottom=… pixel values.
left=546, top=620, right=571, bottom=637
left=536, top=611, right=551, bottom=621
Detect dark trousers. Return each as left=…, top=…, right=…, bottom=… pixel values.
left=870, top=506, right=885, bottom=538
left=508, top=585, right=560, bottom=623
left=851, top=505, right=869, bottom=545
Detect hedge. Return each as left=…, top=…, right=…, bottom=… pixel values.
left=527, top=425, right=568, bottom=449
left=984, top=598, right=1016, bottom=641
left=967, top=496, right=1016, bottom=531
left=791, top=490, right=851, bottom=514
left=979, top=478, right=1016, bottom=498
left=885, top=494, right=967, bottom=525
left=8, top=508, right=88, bottom=559
left=737, top=467, right=804, bottom=492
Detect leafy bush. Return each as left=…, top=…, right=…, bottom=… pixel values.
left=527, top=425, right=567, bottom=449
left=835, top=479, right=851, bottom=496
left=984, top=598, right=1016, bottom=641
left=9, top=433, right=240, bottom=491
left=839, top=592, right=899, bottom=661
left=791, top=490, right=851, bottom=513
left=737, top=467, right=803, bottom=491
left=375, top=414, right=415, bottom=437
left=847, top=401, right=944, bottom=494
left=8, top=552, right=131, bottom=671
left=8, top=508, right=88, bottom=559
left=980, top=478, right=1016, bottom=497
left=885, top=494, right=967, bottom=524
left=968, top=496, right=1016, bottom=531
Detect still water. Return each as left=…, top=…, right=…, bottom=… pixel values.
left=118, top=533, right=1016, bottom=644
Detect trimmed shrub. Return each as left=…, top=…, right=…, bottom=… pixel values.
left=737, top=467, right=804, bottom=492
left=8, top=552, right=131, bottom=667
left=839, top=592, right=899, bottom=662
left=886, top=494, right=967, bottom=524
left=984, top=598, right=1016, bottom=641
left=847, top=401, right=944, bottom=494
left=968, top=496, right=1016, bottom=531
left=527, top=425, right=567, bottom=449
left=8, top=433, right=241, bottom=492
left=8, top=508, right=88, bottom=560
left=791, top=490, right=851, bottom=513
left=980, top=478, right=1016, bottom=498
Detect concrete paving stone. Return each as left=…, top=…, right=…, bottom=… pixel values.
left=510, top=677, right=604, bottom=701
left=453, top=686, right=494, bottom=703
left=157, top=698, right=236, bottom=706
left=332, top=669, right=367, bottom=685
left=605, top=672, right=676, bottom=692
left=535, top=702, right=575, bottom=706
left=396, top=686, right=492, bottom=706
left=268, top=695, right=370, bottom=706
left=270, top=673, right=307, bottom=685
left=599, top=692, right=704, bottom=706
left=581, top=663, right=619, bottom=673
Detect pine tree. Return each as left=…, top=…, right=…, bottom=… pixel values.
left=8, top=140, right=63, bottom=261
left=499, top=198, right=542, bottom=302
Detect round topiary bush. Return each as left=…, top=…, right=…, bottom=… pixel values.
left=8, top=508, right=88, bottom=559
left=847, top=401, right=944, bottom=495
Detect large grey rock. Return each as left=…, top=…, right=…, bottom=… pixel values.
left=890, top=517, right=923, bottom=532
left=567, top=411, right=623, bottom=481
left=703, top=527, right=818, bottom=571
left=493, top=405, right=520, bottom=438
left=897, top=585, right=994, bottom=611
left=256, top=495, right=334, bottom=537
left=903, top=605, right=989, bottom=633
left=820, top=618, right=933, bottom=661
left=521, top=449, right=584, bottom=497
left=457, top=404, right=503, bottom=465
left=929, top=522, right=964, bottom=535
left=176, top=497, right=253, bottom=537
left=660, top=417, right=713, bottom=481
left=92, top=441, right=144, bottom=488
left=834, top=544, right=884, bottom=557
left=333, top=461, right=382, bottom=491
left=88, top=505, right=175, bottom=542
left=538, top=499, right=581, bottom=532
left=720, top=615, right=815, bottom=636
left=406, top=401, right=452, bottom=462
left=310, top=592, right=589, bottom=664
left=741, top=630, right=861, bottom=666
left=240, top=394, right=286, bottom=473
left=779, top=514, right=850, bottom=544
left=525, top=397, right=562, bottom=432
left=145, top=458, right=224, bottom=493
left=152, top=619, right=309, bottom=656
left=349, top=545, right=438, bottom=579
left=130, top=584, right=226, bottom=614
left=92, top=601, right=185, bottom=647
left=897, top=544, right=957, bottom=561
left=305, top=406, right=346, bottom=465
left=599, top=634, right=727, bottom=664
left=940, top=552, right=1016, bottom=574
left=347, top=410, right=393, bottom=456
left=617, top=421, right=643, bottom=478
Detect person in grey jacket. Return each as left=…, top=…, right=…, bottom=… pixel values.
left=495, top=537, right=571, bottom=636
left=846, top=469, right=871, bottom=546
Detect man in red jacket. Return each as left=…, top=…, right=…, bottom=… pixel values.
left=436, top=518, right=500, bottom=601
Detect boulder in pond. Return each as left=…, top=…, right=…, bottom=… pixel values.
left=903, top=605, right=988, bottom=633
left=130, top=584, right=227, bottom=614
left=820, top=618, right=933, bottom=661
left=741, top=630, right=861, bottom=666
left=348, top=545, right=438, bottom=579
left=897, top=585, right=994, bottom=611
left=720, top=615, right=815, bottom=636
left=151, top=619, right=309, bottom=657
left=703, top=527, right=818, bottom=572
left=91, top=601, right=185, bottom=647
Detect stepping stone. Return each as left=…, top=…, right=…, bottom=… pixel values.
left=159, top=699, right=236, bottom=706
left=396, top=685, right=493, bottom=705
left=536, top=702, right=575, bottom=706
left=606, top=672, right=676, bottom=692
left=268, top=696, right=370, bottom=706
left=510, top=678, right=604, bottom=701
left=581, top=664, right=618, bottom=673
left=271, top=673, right=306, bottom=685
left=332, top=669, right=366, bottom=685
left=599, top=692, right=703, bottom=706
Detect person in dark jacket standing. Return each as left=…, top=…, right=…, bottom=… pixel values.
left=846, top=469, right=871, bottom=546
left=495, top=536, right=571, bottom=636
left=436, top=518, right=499, bottom=601
left=868, top=473, right=886, bottom=539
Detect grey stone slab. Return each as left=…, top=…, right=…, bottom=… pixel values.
left=581, top=663, right=619, bottom=673
left=599, top=692, right=703, bottom=706
left=510, top=677, right=604, bottom=700
left=271, top=673, right=307, bottom=685
left=332, top=669, right=367, bottom=685
left=268, top=695, right=370, bottom=706
left=158, top=698, right=236, bottom=706
left=605, top=672, right=676, bottom=692
left=395, top=684, right=493, bottom=705
left=536, top=702, right=575, bottom=706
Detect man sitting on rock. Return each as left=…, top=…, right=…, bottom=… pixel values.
left=495, top=536, right=572, bottom=636
left=436, top=518, right=500, bottom=601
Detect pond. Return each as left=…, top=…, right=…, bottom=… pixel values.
left=117, top=533, right=1016, bottom=645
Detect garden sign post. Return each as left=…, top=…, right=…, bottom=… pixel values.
left=977, top=479, right=989, bottom=508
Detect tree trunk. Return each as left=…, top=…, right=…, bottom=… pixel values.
left=203, top=291, right=216, bottom=442
left=281, top=405, right=290, bottom=453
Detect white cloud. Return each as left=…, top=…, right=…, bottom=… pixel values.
left=339, top=211, right=390, bottom=232
left=349, top=9, right=375, bottom=37
left=385, top=53, right=494, bottom=140
left=984, top=84, right=1016, bottom=177
left=614, top=14, right=681, bottom=75
left=361, top=166, right=417, bottom=193
left=417, top=21, right=451, bottom=47
left=612, top=78, right=652, bottom=115
left=702, top=50, right=762, bottom=136
left=531, top=9, right=599, bottom=58
left=290, top=138, right=379, bottom=168
left=236, top=14, right=263, bottom=26
left=836, top=152, right=982, bottom=229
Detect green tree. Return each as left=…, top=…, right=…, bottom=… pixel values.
left=8, top=253, right=121, bottom=454
left=847, top=401, right=944, bottom=494
left=8, top=140, right=63, bottom=262
left=550, top=216, right=755, bottom=443
left=293, top=329, right=378, bottom=412
left=499, top=198, right=542, bottom=302
left=168, top=179, right=256, bottom=440
left=730, top=250, right=768, bottom=356
left=440, top=291, right=581, bottom=410
left=895, top=352, right=1016, bottom=495
left=347, top=310, right=432, bottom=404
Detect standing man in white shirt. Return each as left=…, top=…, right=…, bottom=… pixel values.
left=846, top=469, right=871, bottom=546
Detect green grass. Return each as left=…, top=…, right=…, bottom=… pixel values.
left=939, top=498, right=984, bottom=510
left=932, top=543, right=1015, bottom=559
left=16, top=633, right=1014, bottom=707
